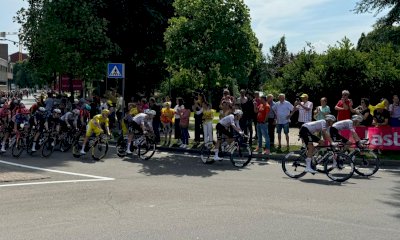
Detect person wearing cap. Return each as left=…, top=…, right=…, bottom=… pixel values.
left=80, top=109, right=111, bottom=155
left=335, top=90, right=354, bottom=121
left=373, top=101, right=390, bottom=127
left=294, top=93, right=313, bottom=128
left=299, top=115, right=336, bottom=173
left=213, top=109, right=244, bottom=161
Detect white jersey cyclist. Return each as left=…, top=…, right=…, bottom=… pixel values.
left=302, top=119, right=328, bottom=133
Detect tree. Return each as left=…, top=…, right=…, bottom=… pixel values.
left=354, top=0, right=400, bottom=26
left=164, top=0, right=261, bottom=103
left=357, top=25, right=400, bottom=51
left=16, top=0, right=118, bottom=97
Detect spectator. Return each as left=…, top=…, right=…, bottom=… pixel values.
left=354, top=98, right=372, bottom=126
left=273, top=93, right=294, bottom=150
left=179, top=103, right=191, bottom=148
left=161, top=102, right=174, bottom=146
left=220, top=89, right=235, bottom=109
left=192, top=93, right=204, bottom=145
left=389, top=95, right=400, bottom=127
left=202, top=102, right=214, bottom=146
left=313, top=97, right=330, bottom=120
left=267, top=94, right=276, bottom=148
left=252, top=91, right=261, bottom=139
left=294, top=93, right=313, bottom=128
left=237, top=89, right=248, bottom=134
left=373, top=101, right=390, bottom=127
left=255, top=96, right=271, bottom=154
left=174, top=97, right=184, bottom=145
left=149, top=97, right=161, bottom=144
left=335, top=90, right=353, bottom=121
left=243, top=91, right=256, bottom=143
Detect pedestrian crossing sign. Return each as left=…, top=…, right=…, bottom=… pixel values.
left=107, top=63, right=125, bottom=78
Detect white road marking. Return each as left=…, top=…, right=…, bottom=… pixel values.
left=0, top=160, right=114, bottom=188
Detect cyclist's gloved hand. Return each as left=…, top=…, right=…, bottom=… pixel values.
left=331, top=142, right=339, bottom=147
left=143, top=130, right=148, bottom=135
left=239, top=131, right=244, bottom=135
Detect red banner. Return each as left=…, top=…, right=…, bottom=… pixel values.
left=340, top=126, right=400, bottom=150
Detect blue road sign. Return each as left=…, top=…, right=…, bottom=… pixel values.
left=107, top=63, right=124, bottom=78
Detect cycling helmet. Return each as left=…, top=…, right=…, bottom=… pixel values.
left=38, top=107, right=46, bottom=112
left=72, top=109, right=80, bottom=115
left=53, top=108, right=61, bottom=114
left=233, top=109, right=243, bottom=116
left=144, top=109, right=156, bottom=116
left=351, top=115, right=363, bottom=122
left=84, top=104, right=91, bottom=111
left=102, top=109, right=110, bottom=115
left=325, top=114, right=336, bottom=122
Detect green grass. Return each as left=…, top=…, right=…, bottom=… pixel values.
left=380, top=151, right=400, bottom=161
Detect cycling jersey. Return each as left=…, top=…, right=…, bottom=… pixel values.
left=332, top=119, right=354, bottom=132
left=302, top=120, right=327, bottom=133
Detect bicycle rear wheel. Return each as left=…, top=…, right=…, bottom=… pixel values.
left=353, top=150, right=380, bottom=177
left=324, top=153, right=354, bottom=182
left=116, top=137, right=127, bottom=158
left=72, top=142, right=82, bottom=158
left=282, top=152, right=307, bottom=178
left=230, top=143, right=252, bottom=168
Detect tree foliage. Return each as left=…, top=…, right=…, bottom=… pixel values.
left=357, top=25, right=400, bottom=51
left=163, top=0, right=261, bottom=102
left=16, top=0, right=118, bottom=88
left=354, top=0, right=400, bottom=26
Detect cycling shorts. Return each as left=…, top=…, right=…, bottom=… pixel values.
left=299, top=126, right=320, bottom=145
left=329, top=127, right=349, bottom=143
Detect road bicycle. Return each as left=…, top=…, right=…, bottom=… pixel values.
left=200, top=133, right=252, bottom=168
left=116, top=131, right=156, bottom=160
left=282, top=143, right=355, bottom=182
left=72, top=133, right=109, bottom=161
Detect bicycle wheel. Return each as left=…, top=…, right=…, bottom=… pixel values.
left=230, top=143, right=252, bottom=168
left=324, top=153, right=354, bottom=182
left=26, top=139, right=34, bottom=155
left=11, top=138, right=25, bottom=158
left=116, top=137, right=127, bottom=158
left=200, top=142, right=215, bottom=164
left=92, top=139, right=108, bottom=161
left=138, top=137, right=156, bottom=160
left=353, top=150, right=380, bottom=177
left=282, top=151, right=307, bottom=178
left=72, top=142, right=82, bottom=158
left=60, top=134, right=74, bottom=152
left=41, top=138, right=55, bottom=158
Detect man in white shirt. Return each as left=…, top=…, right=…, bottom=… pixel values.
left=294, top=93, right=313, bottom=128
left=272, top=93, right=294, bottom=150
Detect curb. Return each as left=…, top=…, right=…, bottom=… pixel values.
left=108, top=139, right=400, bottom=167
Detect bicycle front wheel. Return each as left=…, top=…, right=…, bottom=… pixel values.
left=92, top=139, right=108, bottom=161
left=138, top=137, right=156, bottom=160
left=200, top=142, right=215, bottom=164
left=12, top=138, right=25, bottom=158
left=324, top=153, right=354, bottom=182
left=41, top=139, right=55, bottom=158
left=230, top=143, right=252, bottom=168
left=282, top=152, right=307, bottom=178
left=353, top=150, right=380, bottom=177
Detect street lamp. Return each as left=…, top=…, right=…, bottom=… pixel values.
left=0, top=32, right=22, bottom=62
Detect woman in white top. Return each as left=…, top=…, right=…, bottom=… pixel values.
left=174, top=97, right=184, bottom=144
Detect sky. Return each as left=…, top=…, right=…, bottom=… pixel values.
left=0, top=0, right=386, bottom=56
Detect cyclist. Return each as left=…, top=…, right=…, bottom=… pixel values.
left=299, top=114, right=336, bottom=173
left=125, top=109, right=156, bottom=154
left=30, top=107, right=48, bottom=152
left=329, top=114, right=363, bottom=149
left=0, top=104, right=11, bottom=152
left=60, top=108, right=80, bottom=130
left=80, top=109, right=111, bottom=155
left=213, top=109, right=244, bottom=161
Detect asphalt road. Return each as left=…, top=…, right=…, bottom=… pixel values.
left=0, top=149, right=399, bottom=240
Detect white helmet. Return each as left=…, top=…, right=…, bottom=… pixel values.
left=233, top=109, right=243, bottom=116
left=325, top=114, right=336, bottom=122
left=351, top=115, right=363, bottom=122
left=144, top=109, right=156, bottom=116
left=53, top=108, right=61, bottom=114
left=38, top=107, right=46, bottom=112
left=72, top=109, right=80, bottom=115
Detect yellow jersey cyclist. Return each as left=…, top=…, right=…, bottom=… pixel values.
left=80, top=109, right=111, bottom=155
